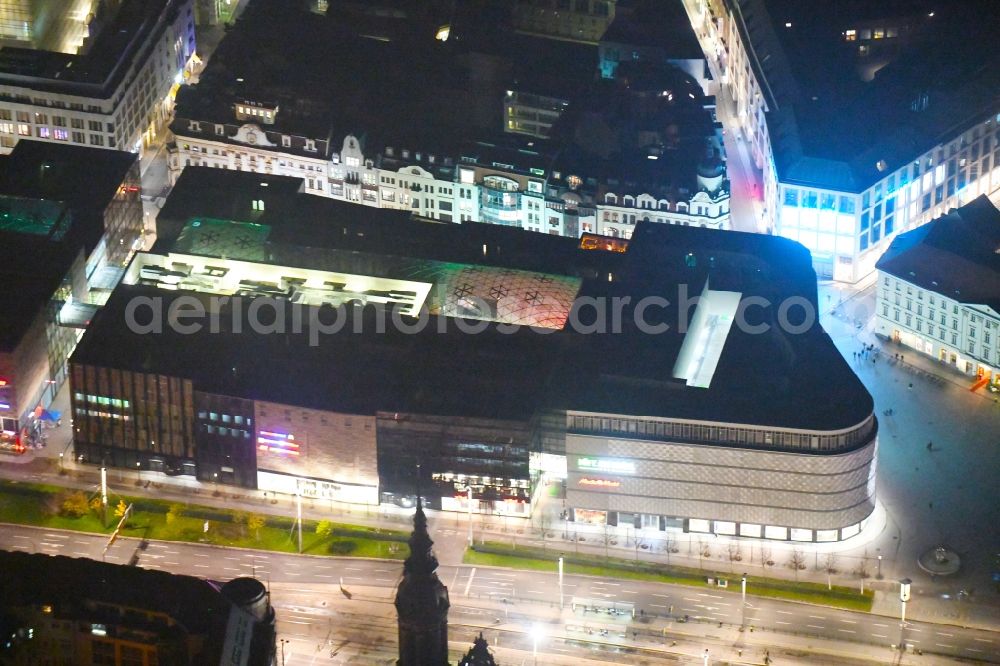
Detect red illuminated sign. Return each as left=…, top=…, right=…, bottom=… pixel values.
left=257, top=430, right=300, bottom=455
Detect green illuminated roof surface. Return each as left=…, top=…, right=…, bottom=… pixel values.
left=0, top=196, right=71, bottom=240
left=174, top=218, right=271, bottom=262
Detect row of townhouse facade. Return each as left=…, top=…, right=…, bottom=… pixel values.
left=168, top=119, right=730, bottom=240
left=875, top=273, right=1000, bottom=386
left=0, top=0, right=197, bottom=157
left=682, top=0, right=1000, bottom=283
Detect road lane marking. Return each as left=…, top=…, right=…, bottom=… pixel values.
left=936, top=632, right=953, bottom=637
left=776, top=621, right=790, bottom=625
left=651, top=604, right=667, bottom=609
left=776, top=610, right=793, bottom=615
left=872, top=633, right=887, bottom=638
left=194, top=564, right=209, bottom=568
left=653, top=594, right=670, bottom=598
left=967, top=648, right=983, bottom=653
left=935, top=644, right=954, bottom=648
left=807, top=624, right=824, bottom=629
left=873, top=623, right=889, bottom=628
left=622, top=590, right=639, bottom=594
left=840, top=619, right=857, bottom=624
left=908, top=628, right=922, bottom=632
left=838, top=629, right=856, bottom=634
left=808, top=615, right=825, bottom=619
left=464, top=568, right=476, bottom=597
left=973, top=638, right=993, bottom=643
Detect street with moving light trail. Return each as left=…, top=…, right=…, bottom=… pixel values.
left=1, top=523, right=995, bottom=665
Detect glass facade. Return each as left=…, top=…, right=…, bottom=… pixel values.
left=71, top=364, right=196, bottom=471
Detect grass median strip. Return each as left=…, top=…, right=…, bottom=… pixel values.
left=0, top=479, right=408, bottom=560
left=464, top=542, right=873, bottom=612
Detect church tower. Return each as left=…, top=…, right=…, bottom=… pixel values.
left=395, top=498, right=450, bottom=665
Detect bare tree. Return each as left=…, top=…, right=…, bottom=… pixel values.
left=727, top=542, right=743, bottom=570
left=699, top=541, right=711, bottom=570
left=853, top=555, right=870, bottom=579
left=537, top=511, right=550, bottom=552
left=760, top=545, right=773, bottom=571
left=663, top=534, right=677, bottom=566
left=788, top=549, right=807, bottom=579
left=823, top=552, right=839, bottom=575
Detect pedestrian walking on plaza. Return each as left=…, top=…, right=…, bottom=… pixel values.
left=909, top=383, right=913, bottom=389
left=927, top=441, right=933, bottom=451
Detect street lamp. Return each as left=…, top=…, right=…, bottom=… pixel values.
left=135, top=461, right=141, bottom=483
left=58, top=452, right=63, bottom=471
left=899, top=578, right=911, bottom=625
left=531, top=623, right=545, bottom=665
left=703, top=647, right=710, bottom=666
left=740, top=573, right=747, bottom=627
left=877, top=554, right=883, bottom=579
left=558, top=556, right=564, bottom=609
left=279, top=638, right=289, bottom=666
left=467, top=485, right=474, bottom=547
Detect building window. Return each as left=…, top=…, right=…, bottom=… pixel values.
left=252, top=199, right=265, bottom=211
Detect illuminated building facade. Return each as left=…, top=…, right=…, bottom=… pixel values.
left=0, top=141, right=139, bottom=450
left=682, top=0, right=1000, bottom=282
left=874, top=195, right=1000, bottom=387
left=0, top=0, right=196, bottom=155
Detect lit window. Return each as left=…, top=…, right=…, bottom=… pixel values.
left=845, top=29, right=856, bottom=41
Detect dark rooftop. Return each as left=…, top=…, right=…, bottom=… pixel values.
left=0, top=234, right=77, bottom=351
left=0, top=0, right=185, bottom=93
left=156, top=166, right=603, bottom=276
left=876, top=195, right=1000, bottom=312
left=742, top=0, right=1000, bottom=191
left=0, top=550, right=272, bottom=665
left=173, top=0, right=500, bottom=156
left=0, top=140, right=138, bottom=256
left=601, top=0, right=704, bottom=60
left=76, top=203, right=872, bottom=433
left=0, top=141, right=136, bottom=351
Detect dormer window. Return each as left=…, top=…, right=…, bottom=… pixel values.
left=235, top=100, right=278, bottom=125
left=305, top=139, right=316, bottom=152
left=385, top=146, right=394, bottom=157
left=187, top=120, right=201, bottom=132
left=281, top=135, right=290, bottom=147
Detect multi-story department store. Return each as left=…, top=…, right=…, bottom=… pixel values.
left=69, top=167, right=876, bottom=542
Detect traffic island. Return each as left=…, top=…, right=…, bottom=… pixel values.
left=464, top=542, right=874, bottom=612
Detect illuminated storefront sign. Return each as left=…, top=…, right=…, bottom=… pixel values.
left=578, top=477, right=620, bottom=488
left=257, top=430, right=300, bottom=456
left=577, top=457, right=635, bottom=474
